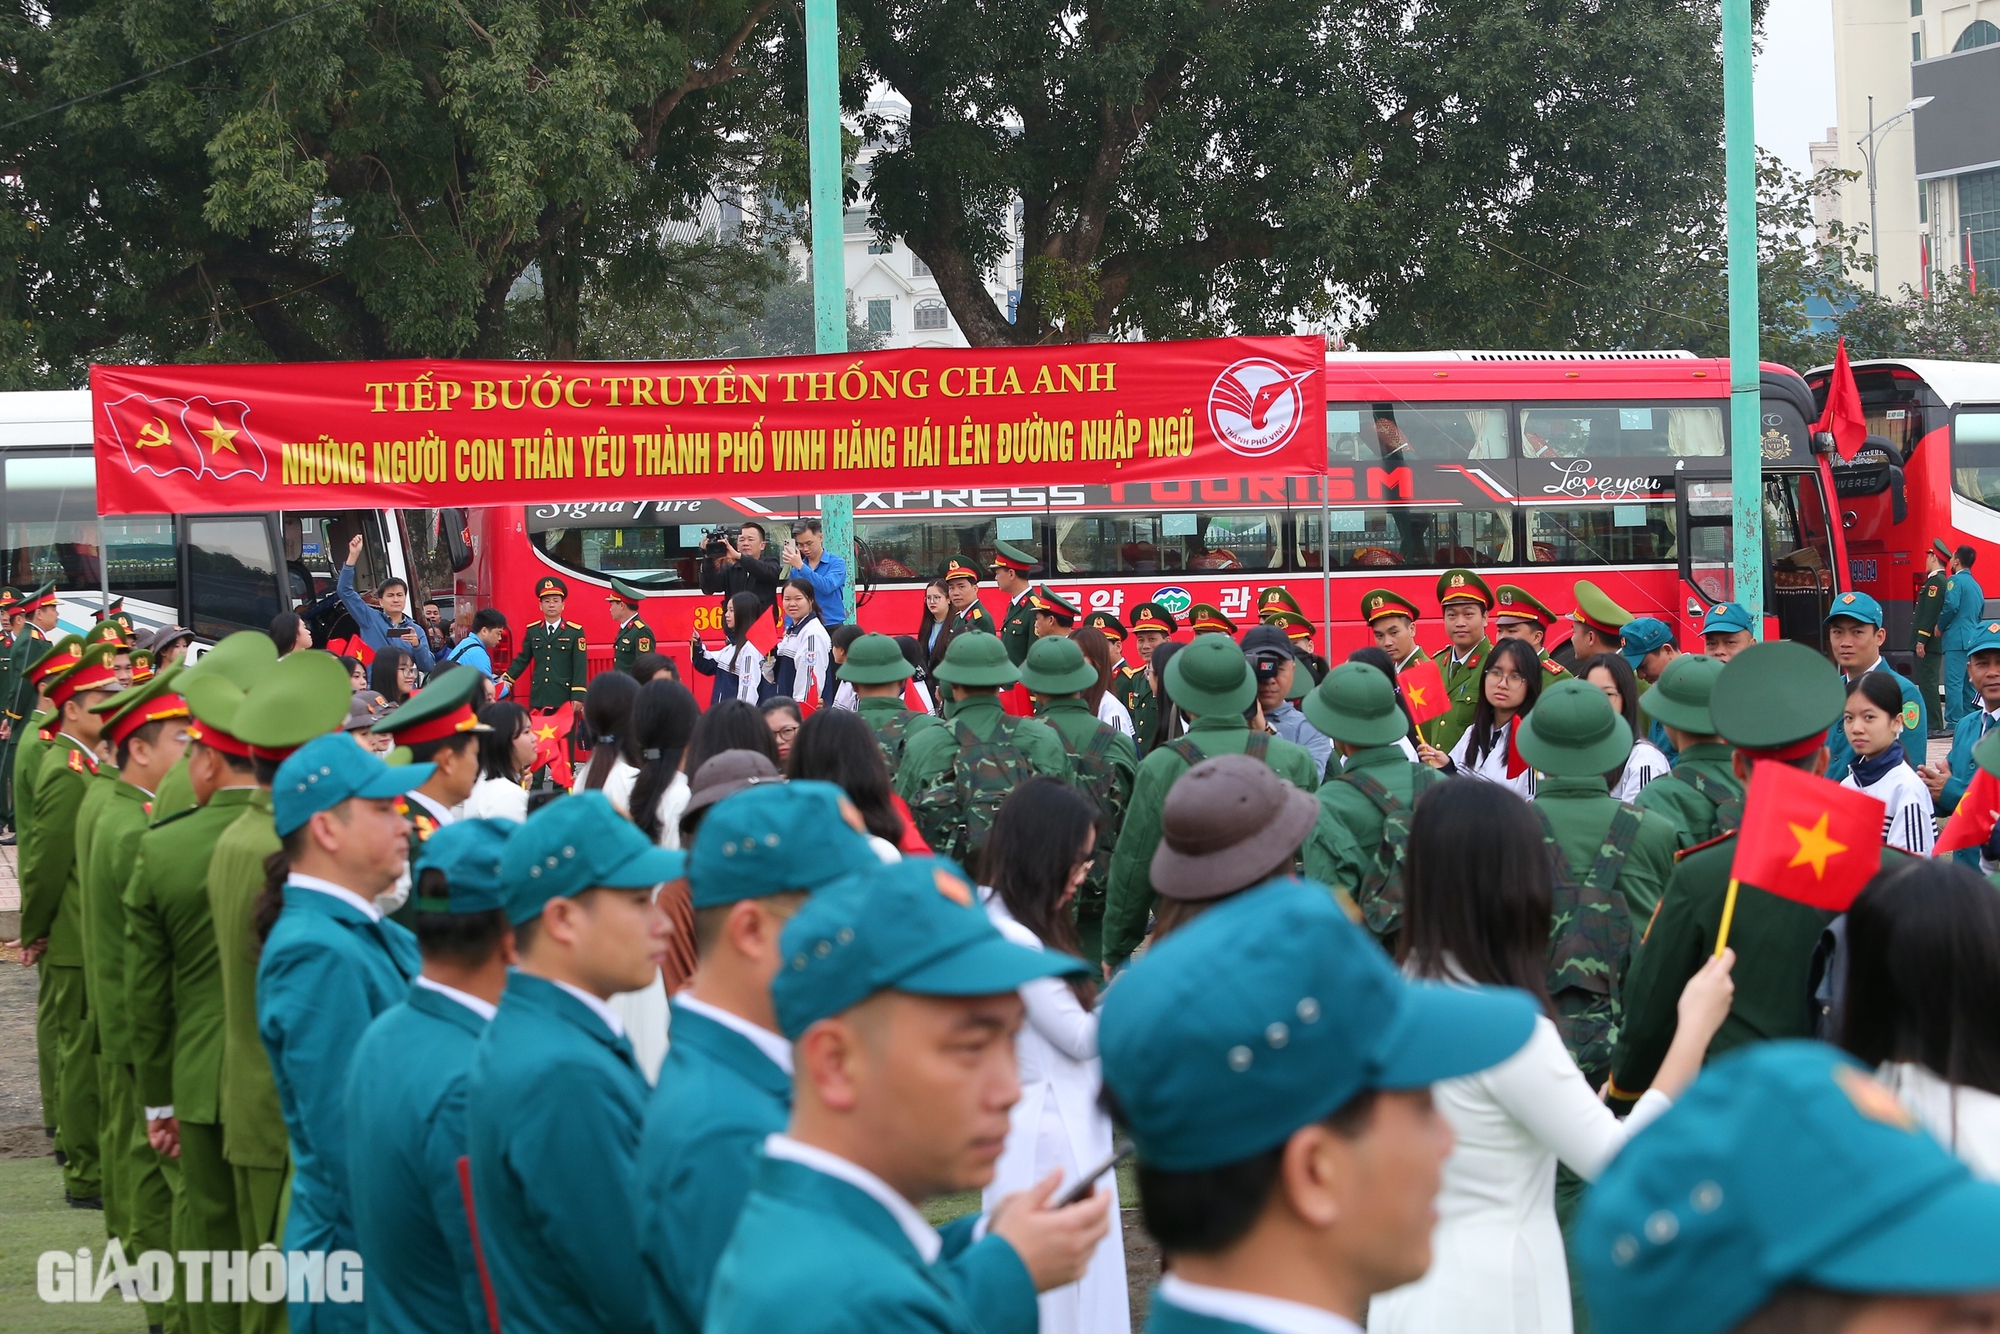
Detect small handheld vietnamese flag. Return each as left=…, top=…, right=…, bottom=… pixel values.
left=1936, top=764, right=2000, bottom=856
left=530, top=702, right=575, bottom=788
left=1718, top=759, right=1885, bottom=954
left=1396, top=656, right=1450, bottom=727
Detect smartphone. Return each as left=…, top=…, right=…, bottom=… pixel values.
left=1054, top=1143, right=1133, bottom=1208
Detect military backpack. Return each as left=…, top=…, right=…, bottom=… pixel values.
left=1338, top=764, right=1448, bottom=942
left=1055, top=723, right=1128, bottom=915
left=1164, top=731, right=1270, bottom=768
left=1667, top=766, right=1743, bottom=834
left=1533, top=802, right=1640, bottom=1082
left=907, top=715, right=1041, bottom=869
left=864, top=707, right=922, bottom=778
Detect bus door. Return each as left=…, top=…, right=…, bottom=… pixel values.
left=1675, top=471, right=1840, bottom=652
left=179, top=513, right=286, bottom=642
left=282, top=510, right=401, bottom=646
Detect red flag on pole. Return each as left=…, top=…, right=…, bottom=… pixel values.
left=1728, top=759, right=1885, bottom=911
left=1812, top=337, right=1868, bottom=462
left=530, top=703, right=575, bottom=788
left=1936, top=765, right=2000, bottom=855
left=1396, top=656, right=1450, bottom=726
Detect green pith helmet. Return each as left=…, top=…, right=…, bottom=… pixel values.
left=1641, top=654, right=1725, bottom=736
left=180, top=630, right=281, bottom=692
left=1302, top=662, right=1407, bottom=748
left=1019, top=637, right=1100, bottom=696
left=1516, top=678, right=1633, bottom=777
left=838, top=633, right=915, bottom=685
left=933, top=632, right=1020, bottom=688
left=1164, top=634, right=1256, bottom=718
left=1707, top=640, right=1845, bottom=751
left=231, top=650, right=354, bottom=755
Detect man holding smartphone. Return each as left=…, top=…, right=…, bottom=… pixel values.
left=339, top=533, right=436, bottom=673
left=699, top=521, right=781, bottom=622
left=780, top=519, right=848, bottom=628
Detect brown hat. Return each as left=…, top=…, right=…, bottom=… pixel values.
left=1149, top=755, right=1320, bottom=901
left=684, top=749, right=784, bottom=817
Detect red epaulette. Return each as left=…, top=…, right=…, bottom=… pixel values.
left=1674, top=828, right=1737, bottom=862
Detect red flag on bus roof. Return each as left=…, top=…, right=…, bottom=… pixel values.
left=1813, top=337, right=1868, bottom=462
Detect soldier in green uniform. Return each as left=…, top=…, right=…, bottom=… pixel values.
left=1116, top=603, right=1177, bottom=750
left=12, top=633, right=81, bottom=1145
left=1630, top=654, right=1743, bottom=848
left=1911, top=538, right=1950, bottom=729
left=1434, top=567, right=1495, bottom=755
left=150, top=631, right=282, bottom=827
left=1186, top=603, right=1238, bottom=637
left=1020, top=636, right=1138, bottom=966
left=1256, top=586, right=1303, bottom=620
left=841, top=632, right=939, bottom=777
left=126, top=664, right=271, bottom=1334
left=1030, top=584, right=1081, bottom=637
left=991, top=540, right=1041, bottom=666
left=605, top=577, right=657, bottom=674
left=896, top=634, right=1073, bottom=866
left=1300, top=662, right=1446, bottom=945
left=1, top=581, right=61, bottom=831
left=1566, top=579, right=1633, bottom=666
left=1362, top=587, right=1430, bottom=674
left=1101, top=635, right=1321, bottom=971
left=1265, top=608, right=1330, bottom=684
left=1493, top=584, right=1571, bottom=679
left=371, top=664, right=490, bottom=927
left=81, top=667, right=190, bottom=1331
left=1605, top=640, right=1907, bottom=1108
left=498, top=573, right=590, bottom=718
left=929, top=555, right=997, bottom=707
left=19, top=640, right=124, bottom=1206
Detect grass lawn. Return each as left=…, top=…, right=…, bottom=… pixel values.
left=0, top=1156, right=147, bottom=1333
left=921, top=1161, right=1142, bottom=1225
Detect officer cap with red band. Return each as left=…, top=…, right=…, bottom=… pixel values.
left=26, top=634, right=85, bottom=686
left=1129, top=602, right=1179, bottom=636
left=47, top=642, right=123, bottom=706
left=92, top=664, right=191, bottom=749
left=1031, top=585, right=1082, bottom=622
left=16, top=580, right=57, bottom=615
left=372, top=664, right=492, bottom=745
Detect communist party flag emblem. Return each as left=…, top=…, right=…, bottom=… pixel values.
left=1728, top=759, right=1885, bottom=912
left=1396, top=656, right=1450, bottom=726
left=101, top=392, right=270, bottom=483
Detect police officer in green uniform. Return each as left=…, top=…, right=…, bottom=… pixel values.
left=499, top=573, right=590, bottom=716
left=605, top=577, right=657, bottom=674
left=1021, top=636, right=1138, bottom=966
left=1301, top=662, right=1446, bottom=945
left=14, top=633, right=82, bottom=1148
left=126, top=661, right=271, bottom=1334
left=1630, top=654, right=1743, bottom=849
left=371, top=665, right=491, bottom=927
left=1434, top=567, right=1495, bottom=755
left=1910, top=538, right=1951, bottom=726
left=20, top=640, right=124, bottom=1206
left=636, top=783, right=880, bottom=1334
left=1493, top=584, right=1571, bottom=679
left=930, top=555, right=998, bottom=708
left=1578, top=1042, right=2000, bottom=1334
left=1566, top=579, right=1633, bottom=666
left=841, top=632, right=939, bottom=777
left=1098, top=878, right=1537, bottom=1334
left=896, top=634, right=1073, bottom=864
left=345, top=817, right=517, bottom=1334
left=992, top=540, right=1042, bottom=666
left=1187, top=603, right=1238, bottom=637
left=1031, top=584, right=1081, bottom=636
left=81, top=667, right=191, bottom=1330
left=705, top=858, right=1104, bottom=1334
left=1101, top=635, right=1321, bottom=971
left=467, top=793, right=682, bottom=1334
left=1117, top=603, right=1178, bottom=750
left=1606, top=640, right=1907, bottom=1107
left=1362, top=587, right=1430, bottom=674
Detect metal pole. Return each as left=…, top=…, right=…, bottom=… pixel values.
left=1320, top=488, right=1334, bottom=666
left=805, top=0, right=853, bottom=618
left=1867, top=96, right=1881, bottom=297
left=1724, top=0, right=1764, bottom=635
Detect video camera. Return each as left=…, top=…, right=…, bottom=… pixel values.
left=701, top=524, right=742, bottom=557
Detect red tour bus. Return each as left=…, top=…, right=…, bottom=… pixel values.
left=1804, top=358, right=2000, bottom=670
left=462, top=351, right=1853, bottom=682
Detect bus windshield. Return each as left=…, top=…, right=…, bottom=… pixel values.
left=1, top=450, right=178, bottom=604
left=1951, top=409, right=2000, bottom=510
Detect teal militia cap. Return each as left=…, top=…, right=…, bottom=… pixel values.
left=1164, top=633, right=1256, bottom=718
left=1619, top=617, right=1674, bottom=667
left=933, top=632, right=1020, bottom=688
left=1019, top=636, right=1100, bottom=696
left=1824, top=590, right=1884, bottom=627
left=1969, top=619, right=2000, bottom=656
left=497, top=792, right=685, bottom=925
left=1699, top=602, right=1754, bottom=635
left=689, top=781, right=879, bottom=910
left=413, top=818, right=515, bottom=915
left=838, top=633, right=915, bottom=685
left=273, top=732, right=434, bottom=837
left=772, top=858, right=1088, bottom=1040
left=1517, top=679, right=1633, bottom=777
left=1708, top=640, right=1845, bottom=752
left=1302, top=662, right=1406, bottom=748
left=1100, top=879, right=1536, bottom=1172
left=1578, top=1042, right=2000, bottom=1334
left=1640, top=654, right=1724, bottom=736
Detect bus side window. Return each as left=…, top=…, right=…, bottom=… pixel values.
left=185, top=517, right=281, bottom=639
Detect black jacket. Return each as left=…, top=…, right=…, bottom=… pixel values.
left=699, top=552, right=781, bottom=620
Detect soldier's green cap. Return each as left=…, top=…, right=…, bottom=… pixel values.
left=1129, top=602, right=1179, bottom=635
left=1933, top=538, right=1952, bottom=561
left=1578, top=1042, right=2000, bottom=1334
left=1019, top=637, right=1100, bottom=696
left=1187, top=603, right=1238, bottom=636
left=497, top=792, right=685, bottom=925
left=992, top=540, right=1041, bottom=574
left=47, top=640, right=123, bottom=704
left=941, top=554, right=985, bottom=584
left=1640, top=654, right=1724, bottom=736
left=17, top=579, right=56, bottom=613
left=1257, top=586, right=1303, bottom=618
left=1360, top=588, right=1419, bottom=624
left=83, top=619, right=129, bottom=648
left=1031, top=585, right=1081, bottom=621
left=90, top=661, right=183, bottom=719
left=690, top=781, right=878, bottom=910
left=1516, top=678, right=1633, bottom=777
left=1302, top=662, right=1407, bottom=748
left=413, top=818, right=515, bottom=915
left=0, top=587, right=17, bottom=612
left=606, top=577, right=649, bottom=606
left=371, top=664, right=490, bottom=740
left=1708, top=640, right=1844, bottom=752
left=232, top=650, right=355, bottom=760
left=1165, top=634, right=1256, bottom=718
left=934, top=632, right=1020, bottom=688
left=1571, top=580, right=1634, bottom=636
left=1082, top=610, right=1126, bottom=640
left=839, top=633, right=915, bottom=685
left=1493, top=584, right=1557, bottom=628
left=772, top=856, right=1087, bottom=1039
left=1436, top=567, right=1493, bottom=608
left=180, top=631, right=280, bottom=692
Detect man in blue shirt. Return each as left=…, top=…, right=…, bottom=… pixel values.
left=338, top=534, right=436, bottom=673
left=1940, top=543, right=1986, bottom=727
left=1919, top=618, right=2000, bottom=866
left=1822, top=591, right=1927, bottom=780
left=439, top=608, right=508, bottom=681
left=780, top=518, right=848, bottom=627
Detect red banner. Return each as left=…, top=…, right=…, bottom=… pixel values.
left=91, top=337, right=1327, bottom=516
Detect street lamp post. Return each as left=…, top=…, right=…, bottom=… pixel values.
left=804, top=0, right=854, bottom=618
left=1857, top=94, right=1935, bottom=297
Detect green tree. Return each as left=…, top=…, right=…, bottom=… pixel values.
left=0, top=0, right=793, bottom=381
left=1833, top=280, right=2000, bottom=363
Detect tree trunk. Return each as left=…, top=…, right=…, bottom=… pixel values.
left=542, top=217, right=586, bottom=359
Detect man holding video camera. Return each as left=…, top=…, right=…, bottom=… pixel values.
left=698, top=520, right=782, bottom=623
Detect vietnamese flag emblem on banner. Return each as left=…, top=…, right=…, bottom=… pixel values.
left=1729, top=759, right=1885, bottom=911
left=1396, top=656, right=1450, bottom=726
left=101, top=392, right=271, bottom=483
left=529, top=703, right=576, bottom=789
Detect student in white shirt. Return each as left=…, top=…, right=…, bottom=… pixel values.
left=572, top=671, right=641, bottom=813
left=691, top=592, right=767, bottom=707
left=461, top=702, right=534, bottom=823
left=1369, top=778, right=1735, bottom=1334
left=1423, top=638, right=1541, bottom=800
left=774, top=578, right=831, bottom=704
left=1839, top=672, right=1936, bottom=855
left=1579, top=653, right=1669, bottom=802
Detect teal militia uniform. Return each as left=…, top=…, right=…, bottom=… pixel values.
left=1631, top=742, right=1743, bottom=849
left=127, top=788, right=262, bottom=1334
left=1035, top=694, right=1138, bottom=966
left=1301, top=744, right=1441, bottom=943
left=855, top=696, right=939, bottom=779
left=1941, top=567, right=1985, bottom=724
left=1910, top=562, right=1948, bottom=717
left=611, top=615, right=656, bottom=674
left=503, top=619, right=589, bottom=709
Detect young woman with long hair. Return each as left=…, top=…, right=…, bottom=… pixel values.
left=775, top=577, right=831, bottom=703
left=691, top=590, right=767, bottom=706
left=1146, top=639, right=1186, bottom=752
left=917, top=578, right=951, bottom=687
left=1069, top=626, right=1133, bottom=736
left=371, top=643, right=417, bottom=705
left=573, top=670, right=641, bottom=809
left=1839, top=672, right=1936, bottom=855
left=1426, top=637, right=1541, bottom=798
left=1581, top=652, right=1669, bottom=801
left=1371, top=779, right=1736, bottom=1334
left=684, top=698, right=780, bottom=775
left=461, top=702, right=533, bottom=821
left=787, top=707, right=924, bottom=854
left=976, top=778, right=1128, bottom=1334
left=627, top=680, right=702, bottom=848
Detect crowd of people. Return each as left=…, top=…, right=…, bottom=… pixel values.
left=1, top=534, right=1998, bottom=1334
